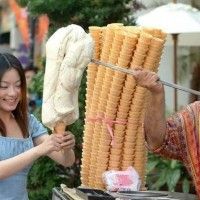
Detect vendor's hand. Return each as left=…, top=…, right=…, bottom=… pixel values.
left=133, top=67, right=163, bottom=94
left=60, top=131, right=75, bottom=151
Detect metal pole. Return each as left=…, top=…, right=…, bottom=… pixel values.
left=172, top=34, right=179, bottom=111
left=91, top=59, right=200, bottom=96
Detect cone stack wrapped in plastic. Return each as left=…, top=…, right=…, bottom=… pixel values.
left=42, top=24, right=94, bottom=133
left=81, top=24, right=167, bottom=190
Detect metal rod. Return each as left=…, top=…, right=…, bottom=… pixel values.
left=91, top=59, right=200, bottom=96
left=172, top=33, right=179, bottom=111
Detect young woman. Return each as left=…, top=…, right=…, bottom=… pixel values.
left=0, top=53, right=75, bottom=200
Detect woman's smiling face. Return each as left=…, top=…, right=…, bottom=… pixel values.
left=0, top=68, right=21, bottom=112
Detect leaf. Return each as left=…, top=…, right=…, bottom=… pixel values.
left=170, top=160, right=178, bottom=169
left=182, top=178, right=190, bottom=193
left=152, top=168, right=168, bottom=190
left=146, top=160, right=159, bottom=174
left=166, top=169, right=181, bottom=191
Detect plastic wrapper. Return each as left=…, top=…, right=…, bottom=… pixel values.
left=102, top=167, right=141, bottom=192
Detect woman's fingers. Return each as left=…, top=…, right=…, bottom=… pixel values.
left=62, top=134, right=74, bottom=142
left=54, top=136, right=63, bottom=143
left=61, top=134, right=75, bottom=149
left=51, top=131, right=75, bottom=150
left=62, top=137, right=75, bottom=146
left=61, top=140, right=75, bottom=148
left=61, top=132, right=75, bottom=141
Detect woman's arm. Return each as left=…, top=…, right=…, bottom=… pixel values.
left=0, top=146, right=41, bottom=179
left=34, top=131, right=75, bottom=167
left=0, top=134, right=62, bottom=179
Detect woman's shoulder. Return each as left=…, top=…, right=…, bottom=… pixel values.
left=28, top=114, right=48, bottom=138
left=28, top=113, right=40, bottom=122
left=28, top=113, right=40, bottom=127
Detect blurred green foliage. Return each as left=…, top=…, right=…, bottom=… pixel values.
left=17, top=0, right=132, bottom=30
left=146, top=153, right=192, bottom=193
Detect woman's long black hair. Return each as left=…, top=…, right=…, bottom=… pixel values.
left=0, top=53, right=28, bottom=138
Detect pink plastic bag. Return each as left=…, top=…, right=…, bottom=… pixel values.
left=102, top=167, right=141, bottom=192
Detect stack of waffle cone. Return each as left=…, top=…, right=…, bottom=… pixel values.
left=81, top=25, right=118, bottom=187
left=123, top=31, right=166, bottom=189
left=107, top=33, right=138, bottom=172
left=80, top=24, right=166, bottom=190
left=90, top=29, right=125, bottom=188
left=116, top=33, right=152, bottom=191
left=85, top=26, right=102, bottom=114
left=94, top=32, right=139, bottom=188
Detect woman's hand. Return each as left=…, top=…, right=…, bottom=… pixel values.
left=33, top=132, right=75, bottom=167
left=60, top=131, right=75, bottom=151
left=133, top=67, right=163, bottom=94
left=37, top=134, right=63, bottom=156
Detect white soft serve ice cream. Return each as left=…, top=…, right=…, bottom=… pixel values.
left=42, top=24, right=94, bottom=130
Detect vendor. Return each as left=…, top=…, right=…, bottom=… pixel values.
left=133, top=67, right=200, bottom=198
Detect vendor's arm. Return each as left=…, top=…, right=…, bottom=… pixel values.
left=133, top=68, right=166, bottom=149
left=133, top=68, right=189, bottom=161
left=154, top=101, right=200, bottom=161
left=144, top=88, right=166, bottom=150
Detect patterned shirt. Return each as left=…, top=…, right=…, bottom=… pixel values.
left=148, top=101, right=200, bottom=198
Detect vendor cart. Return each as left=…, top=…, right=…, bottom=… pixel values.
left=52, top=187, right=197, bottom=200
